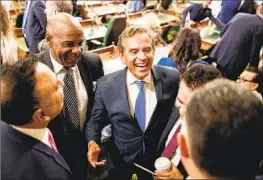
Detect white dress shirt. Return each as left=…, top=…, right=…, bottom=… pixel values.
left=166, top=119, right=182, bottom=166
left=12, top=126, right=52, bottom=148
left=126, top=71, right=157, bottom=131
left=50, top=53, right=88, bottom=130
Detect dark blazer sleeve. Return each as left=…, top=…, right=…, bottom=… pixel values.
left=85, top=77, right=109, bottom=144
left=248, top=26, right=263, bottom=70
left=180, top=4, right=195, bottom=26
left=82, top=52, right=104, bottom=81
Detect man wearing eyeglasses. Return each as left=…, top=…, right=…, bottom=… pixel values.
left=34, top=13, right=104, bottom=180
left=237, top=70, right=263, bottom=100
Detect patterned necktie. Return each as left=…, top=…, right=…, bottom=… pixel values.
left=63, top=68, right=80, bottom=130
left=134, top=81, right=146, bottom=132
left=161, top=124, right=182, bottom=159
left=48, top=130, right=59, bottom=153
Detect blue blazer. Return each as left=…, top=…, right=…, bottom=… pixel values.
left=1, top=121, right=71, bottom=180
left=217, top=0, right=241, bottom=24
left=157, top=57, right=209, bottom=72
left=86, top=66, right=180, bottom=171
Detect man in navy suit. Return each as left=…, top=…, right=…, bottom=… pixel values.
left=23, top=0, right=47, bottom=55
left=1, top=57, right=71, bottom=180
left=86, top=26, right=180, bottom=180
left=210, top=5, right=263, bottom=80
left=155, top=64, right=222, bottom=179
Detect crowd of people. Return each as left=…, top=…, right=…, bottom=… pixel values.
left=1, top=0, right=263, bottom=180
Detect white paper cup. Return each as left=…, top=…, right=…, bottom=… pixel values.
left=154, top=157, right=171, bottom=172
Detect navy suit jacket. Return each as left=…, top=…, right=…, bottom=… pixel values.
left=217, top=0, right=241, bottom=24
left=24, top=0, right=47, bottom=55
left=86, top=66, right=180, bottom=169
left=35, top=50, right=103, bottom=179
left=210, top=13, right=263, bottom=80
left=1, top=121, right=71, bottom=180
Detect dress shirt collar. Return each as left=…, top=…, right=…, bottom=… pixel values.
left=12, top=125, right=50, bottom=146
left=49, top=52, right=77, bottom=73
left=126, top=70, right=153, bottom=86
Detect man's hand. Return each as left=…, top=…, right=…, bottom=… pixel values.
left=87, top=141, right=106, bottom=168
left=155, top=163, right=183, bottom=179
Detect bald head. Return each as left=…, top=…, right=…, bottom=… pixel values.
left=46, top=12, right=83, bottom=36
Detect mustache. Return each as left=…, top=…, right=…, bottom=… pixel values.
left=61, top=51, right=81, bottom=63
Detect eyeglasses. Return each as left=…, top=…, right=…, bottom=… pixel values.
left=237, top=76, right=257, bottom=83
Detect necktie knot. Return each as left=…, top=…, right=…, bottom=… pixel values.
left=136, top=81, right=145, bottom=91
left=62, top=67, right=71, bottom=73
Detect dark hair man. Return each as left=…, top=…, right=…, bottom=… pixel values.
left=1, top=57, right=71, bottom=180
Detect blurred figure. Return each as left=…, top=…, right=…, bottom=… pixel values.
left=143, top=13, right=166, bottom=46
left=237, top=70, right=263, bottom=100
left=45, top=1, right=73, bottom=20
left=35, top=13, right=103, bottom=180
left=217, top=0, right=241, bottom=24
left=157, top=27, right=208, bottom=72
left=38, top=0, right=73, bottom=52
left=22, top=0, right=47, bottom=55
left=210, top=5, right=263, bottom=80
left=180, top=0, right=224, bottom=29
left=127, top=0, right=145, bottom=13
left=0, top=2, right=18, bottom=64
left=238, top=0, right=256, bottom=14
left=178, top=79, right=263, bottom=179
left=1, top=57, right=71, bottom=180
left=156, top=64, right=222, bottom=179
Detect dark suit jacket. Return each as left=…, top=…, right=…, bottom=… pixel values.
left=86, top=66, right=180, bottom=175
left=35, top=50, right=103, bottom=179
left=157, top=108, right=188, bottom=178
left=210, top=13, right=263, bottom=80
left=238, top=0, right=256, bottom=14
left=1, top=121, right=71, bottom=180
left=24, top=0, right=47, bottom=55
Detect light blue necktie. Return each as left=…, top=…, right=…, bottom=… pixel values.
left=22, top=0, right=31, bottom=33
left=134, top=81, right=146, bottom=132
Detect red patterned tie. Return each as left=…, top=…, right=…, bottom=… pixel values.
left=48, top=131, right=59, bottom=153
left=161, top=124, right=181, bottom=159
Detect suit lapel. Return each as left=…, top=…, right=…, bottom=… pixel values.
left=157, top=108, right=180, bottom=151
left=120, top=68, right=134, bottom=122
left=40, top=50, right=54, bottom=71
left=145, top=67, right=163, bottom=131
left=3, top=123, right=71, bottom=174
left=77, top=57, right=93, bottom=96
left=32, top=141, right=72, bottom=173
left=77, top=57, right=94, bottom=119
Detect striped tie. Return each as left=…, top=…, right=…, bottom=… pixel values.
left=63, top=68, right=80, bottom=130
